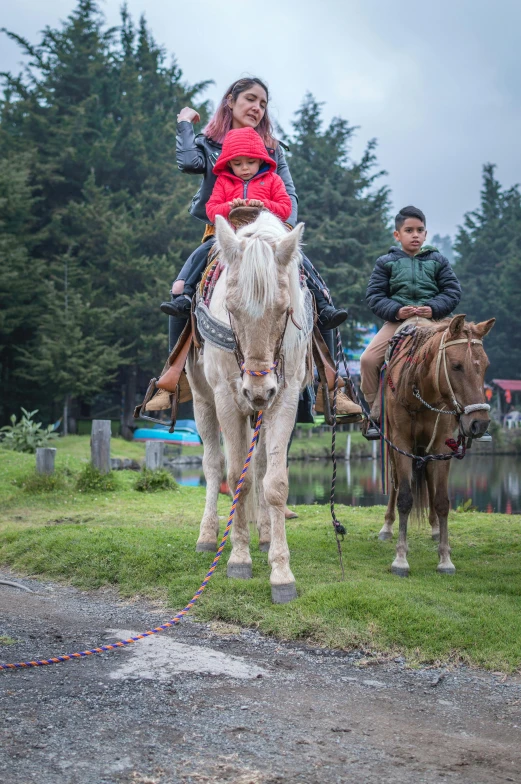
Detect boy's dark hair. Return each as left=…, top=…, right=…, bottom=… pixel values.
left=395, top=206, right=426, bottom=230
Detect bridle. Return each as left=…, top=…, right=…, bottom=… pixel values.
left=413, top=328, right=490, bottom=418
left=232, top=306, right=302, bottom=385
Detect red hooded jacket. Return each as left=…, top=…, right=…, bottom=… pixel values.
left=205, top=127, right=292, bottom=224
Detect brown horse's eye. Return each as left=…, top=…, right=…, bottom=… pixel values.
left=452, top=363, right=464, bottom=371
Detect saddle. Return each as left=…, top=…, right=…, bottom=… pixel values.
left=134, top=206, right=358, bottom=431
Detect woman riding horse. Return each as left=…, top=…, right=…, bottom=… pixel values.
left=161, top=76, right=361, bottom=418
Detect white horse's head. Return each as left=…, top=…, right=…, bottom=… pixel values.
left=215, top=212, right=305, bottom=410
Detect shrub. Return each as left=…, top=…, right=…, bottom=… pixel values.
left=16, top=470, right=68, bottom=494
left=76, top=464, right=119, bottom=493
left=133, top=468, right=176, bottom=492
left=0, top=408, right=58, bottom=454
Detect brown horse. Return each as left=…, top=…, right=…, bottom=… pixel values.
left=378, top=314, right=495, bottom=576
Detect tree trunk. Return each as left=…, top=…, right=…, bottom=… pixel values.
left=63, top=394, right=69, bottom=437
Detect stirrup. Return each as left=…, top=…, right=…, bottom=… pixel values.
left=362, top=418, right=381, bottom=441
left=318, top=378, right=364, bottom=426
left=133, top=378, right=180, bottom=433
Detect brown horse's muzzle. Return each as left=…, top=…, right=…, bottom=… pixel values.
left=460, top=411, right=490, bottom=438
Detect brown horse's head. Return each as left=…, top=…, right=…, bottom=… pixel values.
left=215, top=212, right=305, bottom=410
left=439, top=315, right=495, bottom=438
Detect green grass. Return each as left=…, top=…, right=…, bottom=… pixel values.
left=1, top=436, right=520, bottom=671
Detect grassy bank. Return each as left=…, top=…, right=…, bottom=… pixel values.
left=1, top=437, right=520, bottom=671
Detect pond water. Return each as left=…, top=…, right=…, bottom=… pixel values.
left=171, top=454, right=521, bottom=515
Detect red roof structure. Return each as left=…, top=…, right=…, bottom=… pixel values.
left=493, top=379, right=521, bottom=392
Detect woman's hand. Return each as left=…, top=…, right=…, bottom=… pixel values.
left=247, top=199, right=265, bottom=208
left=229, top=198, right=248, bottom=208
left=177, top=107, right=201, bottom=124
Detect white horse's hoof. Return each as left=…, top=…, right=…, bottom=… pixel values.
left=259, top=542, right=270, bottom=552
left=437, top=564, right=456, bottom=575
left=227, top=563, right=252, bottom=579
left=196, top=541, right=217, bottom=552
left=391, top=564, right=410, bottom=577
left=271, top=583, right=297, bottom=604
left=378, top=531, right=393, bottom=541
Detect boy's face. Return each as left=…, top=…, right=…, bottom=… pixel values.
left=394, top=217, right=427, bottom=255
left=228, top=156, right=261, bottom=180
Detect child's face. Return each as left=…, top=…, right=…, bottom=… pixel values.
left=228, top=157, right=261, bottom=180
left=394, top=217, right=427, bottom=255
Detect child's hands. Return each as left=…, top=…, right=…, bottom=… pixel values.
left=177, top=107, right=201, bottom=123
left=397, top=306, right=417, bottom=320
left=247, top=199, right=264, bottom=208
left=414, top=306, right=432, bottom=318
left=229, top=198, right=248, bottom=208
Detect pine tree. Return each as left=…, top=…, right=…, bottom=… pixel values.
left=285, top=94, right=391, bottom=346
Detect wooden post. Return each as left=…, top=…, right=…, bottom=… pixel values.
left=91, top=420, right=111, bottom=474
left=145, top=440, right=164, bottom=470
left=345, top=433, right=351, bottom=461
left=36, top=447, right=56, bottom=475
left=372, top=440, right=378, bottom=461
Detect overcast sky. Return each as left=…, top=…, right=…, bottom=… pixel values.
left=2, top=0, right=520, bottom=239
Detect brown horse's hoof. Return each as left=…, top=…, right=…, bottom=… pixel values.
left=227, top=563, right=252, bottom=579
left=259, top=542, right=270, bottom=552
left=378, top=531, right=393, bottom=541
left=431, top=533, right=440, bottom=542
left=391, top=565, right=410, bottom=577
left=437, top=565, right=456, bottom=575
left=271, top=583, right=297, bottom=604
left=196, top=542, right=217, bottom=552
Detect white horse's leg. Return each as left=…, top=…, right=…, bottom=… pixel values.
left=218, top=401, right=253, bottom=579
left=263, top=398, right=298, bottom=603
left=193, top=391, right=224, bottom=552
left=254, top=429, right=271, bottom=552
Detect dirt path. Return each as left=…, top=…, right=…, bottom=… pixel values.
left=1, top=572, right=520, bottom=784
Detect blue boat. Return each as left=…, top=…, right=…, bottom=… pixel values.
left=133, top=419, right=201, bottom=445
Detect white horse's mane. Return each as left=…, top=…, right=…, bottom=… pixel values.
left=233, top=212, right=306, bottom=353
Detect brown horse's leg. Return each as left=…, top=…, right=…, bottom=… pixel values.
left=434, top=461, right=455, bottom=574
left=379, top=483, right=396, bottom=540
left=392, top=455, right=413, bottom=576
left=426, top=462, right=440, bottom=541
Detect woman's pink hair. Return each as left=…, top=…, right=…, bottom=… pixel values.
left=204, top=77, right=277, bottom=148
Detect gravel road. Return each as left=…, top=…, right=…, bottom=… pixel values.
left=1, top=571, right=520, bottom=784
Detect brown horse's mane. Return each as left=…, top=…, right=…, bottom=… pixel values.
left=392, top=318, right=478, bottom=401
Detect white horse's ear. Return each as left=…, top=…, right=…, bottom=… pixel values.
left=275, top=222, right=305, bottom=267
left=474, top=318, right=495, bottom=338
left=448, top=314, right=466, bottom=339
left=215, top=215, right=240, bottom=264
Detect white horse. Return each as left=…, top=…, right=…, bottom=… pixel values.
left=186, top=211, right=312, bottom=603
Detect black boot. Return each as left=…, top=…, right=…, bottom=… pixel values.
left=318, top=304, right=348, bottom=330
left=160, top=295, right=191, bottom=318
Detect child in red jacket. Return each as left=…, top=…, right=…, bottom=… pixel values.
left=205, top=127, right=292, bottom=223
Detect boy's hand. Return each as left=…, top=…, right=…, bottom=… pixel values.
left=414, top=306, right=432, bottom=318
left=247, top=199, right=264, bottom=208
left=177, top=107, right=201, bottom=123
left=230, top=198, right=248, bottom=208
left=397, top=306, right=416, bottom=320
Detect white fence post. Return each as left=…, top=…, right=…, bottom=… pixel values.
left=145, top=440, right=164, bottom=470
left=36, top=447, right=56, bottom=475
left=345, top=433, right=351, bottom=461
left=91, top=420, right=111, bottom=474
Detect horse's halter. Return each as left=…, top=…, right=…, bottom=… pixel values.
left=413, top=328, right=490, bottom=417
left=232, top=306, right=301, bottom=385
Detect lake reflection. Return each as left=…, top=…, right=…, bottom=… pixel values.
left=172, top=455, right=521, bottom=514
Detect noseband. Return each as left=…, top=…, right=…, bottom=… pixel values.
left=233, top=307, right=301, bottom=384
left=413, top=328, right=490, bottom=417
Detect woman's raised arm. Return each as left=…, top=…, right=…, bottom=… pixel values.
left=176, top=107, right=206, bottom=174
left=275, top=145, right=298, bottom=227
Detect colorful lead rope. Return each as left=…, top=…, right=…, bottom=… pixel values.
left=0, top=413, right=264, bottom=671
left=241, top=361, right=278, bottom=377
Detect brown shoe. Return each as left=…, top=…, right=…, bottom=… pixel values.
left=315, top=387, right=363, bottom=419
left=145, top=388, right=172, bottom=411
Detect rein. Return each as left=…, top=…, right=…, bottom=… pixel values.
left=412, top=328, right=490, bottom=417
